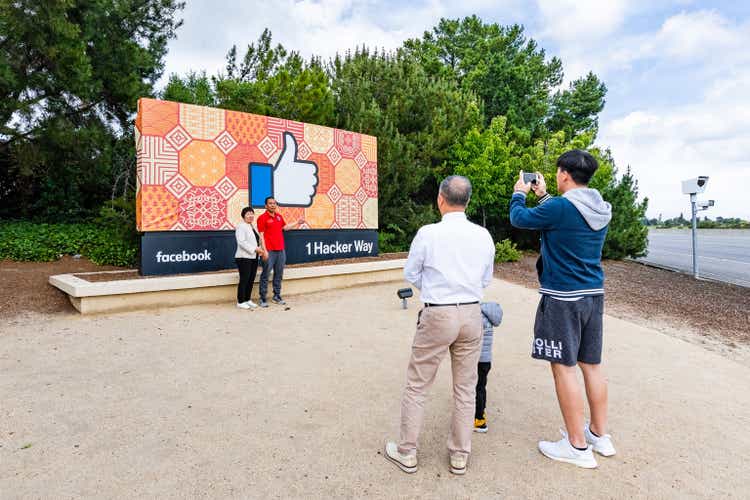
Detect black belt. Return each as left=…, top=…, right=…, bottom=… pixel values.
left=424, top=301, right=479, bottom=307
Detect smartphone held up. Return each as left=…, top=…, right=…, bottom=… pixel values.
left=522, top=172, right=538, bottom=185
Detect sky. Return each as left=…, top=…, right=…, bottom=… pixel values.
left=160, top=0, right=750, bottom=220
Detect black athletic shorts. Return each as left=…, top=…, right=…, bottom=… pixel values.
left=532, top=294, right=604, bottom=366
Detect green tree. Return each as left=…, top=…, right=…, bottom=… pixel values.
left=162, top=71, right=216, bottom=107
left=331, top=48, right=483, bottom=249
left=447, top=115, right=612, bottom=245
left=404, top=16, right=563, bottom=133
left=600, top=165, right=649, bottom=259
left=547, top=72, right=607, bottom=139
left=217, top=52, right=333, bottom=125
left=0, top=0, right=185, bottom=219
left=450, top=117, right=523, bottom=227
left=164, top=30, right=335, bottom=126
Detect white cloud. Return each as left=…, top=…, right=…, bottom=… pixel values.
left=608, top=10, right=748, bottom=78
left=535, top=0, right=630, bottom=43
left=281, top=0, right=437, bottom=59
left=600, top=68, right=750, bottom=219
left=593, top=9, right=750, bottom=219
left=161, top=0, right=526, bottom=85
left=531, top=5, right=750, bottom=218
left=553, top=8, right=750, bottom=82
left=531, top=0, right=661, bottom=83
left=651, top=10, right=744, bottom=60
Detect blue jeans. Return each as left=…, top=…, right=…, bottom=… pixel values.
left=259, top=249, right=286, bottom=299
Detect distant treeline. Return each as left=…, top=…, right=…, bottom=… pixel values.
left=646, top=215, right=749, bottom=229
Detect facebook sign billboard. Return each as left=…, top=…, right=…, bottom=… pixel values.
left=135, top=99, right=378, bottom=275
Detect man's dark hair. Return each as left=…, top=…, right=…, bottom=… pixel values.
left=265, top=196, right=276, bottom=205
left=241, top=206, right=254, bottom=218
left=439, top=175, right=472, bottom=207
left=556, top=149, right=599, bottom=185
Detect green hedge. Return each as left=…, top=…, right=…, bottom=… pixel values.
left=0, top=221, right=138, bottom=267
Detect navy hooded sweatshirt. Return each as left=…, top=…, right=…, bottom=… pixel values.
left=509, top=188, right=612, bottom=299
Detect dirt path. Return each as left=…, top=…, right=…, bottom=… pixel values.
left=2, top=280, right=749, bottom=499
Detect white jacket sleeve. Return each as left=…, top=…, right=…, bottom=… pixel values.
left=235, top=225, right=258, bottom=255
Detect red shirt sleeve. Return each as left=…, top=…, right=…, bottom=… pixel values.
left=257, top=213, right=267, bottom=233
left=278, top=214, right=287, bottom=227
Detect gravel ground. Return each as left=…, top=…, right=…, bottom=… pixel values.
left=2, top=280, right=750, bottom=498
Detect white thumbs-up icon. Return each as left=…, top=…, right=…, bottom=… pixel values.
left=272, top=132, right=318, bottom=206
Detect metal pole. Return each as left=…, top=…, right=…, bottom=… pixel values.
left=690, top=193, right=698, bottom=278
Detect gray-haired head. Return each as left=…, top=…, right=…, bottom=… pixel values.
left=439, top=175, right=472, bottom=207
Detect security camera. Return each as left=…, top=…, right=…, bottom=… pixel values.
left=696, top=200, right=715, bottom=210
left=682, top=176, right=709, bottom=195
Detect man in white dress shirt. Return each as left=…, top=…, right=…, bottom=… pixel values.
left=384, top=175, right=495, bottom=476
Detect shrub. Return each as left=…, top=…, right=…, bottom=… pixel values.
left=378, top=223, right=409, bottom=253
left=0, top=218, right=138, bottom=267
left=90, top=198, right=139, bottom=266
left=84, top=227, right=138, bottom=267
left=495, top=238, right=522, bottom=262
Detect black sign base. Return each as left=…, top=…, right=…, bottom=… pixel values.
left=140, top=229, right=379, bottom=276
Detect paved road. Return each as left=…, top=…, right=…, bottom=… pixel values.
left=639, top=229, right=750, bottom=287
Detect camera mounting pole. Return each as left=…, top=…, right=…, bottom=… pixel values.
left=397, top=288, right=413, bottom=309
left=681, top=176, right=711, bottom=279
left=690, top=193, right=699, bottom=279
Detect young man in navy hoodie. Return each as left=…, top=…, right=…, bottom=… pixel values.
left=510, top=149, right=616, bottom=469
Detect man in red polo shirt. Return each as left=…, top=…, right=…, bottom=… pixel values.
left=257, top=196, right=304, bottom=307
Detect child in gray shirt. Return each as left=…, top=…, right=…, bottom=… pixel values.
left=474, top=301, right=503, bottom=432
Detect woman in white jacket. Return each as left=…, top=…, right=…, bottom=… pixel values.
left=235, top=207, right=266, bottom=309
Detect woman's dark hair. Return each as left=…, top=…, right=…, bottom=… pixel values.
left=556, top=149, right=599, bottom=185
left=241, top=207, right=255, bottom=218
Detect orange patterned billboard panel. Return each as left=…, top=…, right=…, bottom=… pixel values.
left=135, top=98, right=378, bottom=232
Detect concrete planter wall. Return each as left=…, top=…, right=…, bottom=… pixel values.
left=50, top=259, right=407, bottom=315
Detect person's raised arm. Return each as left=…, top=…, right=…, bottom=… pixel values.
left=509, top=171, right=561, bottom=230
left=283, top=218, right=305, bottom=230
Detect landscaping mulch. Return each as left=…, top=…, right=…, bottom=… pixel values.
left=0, top=256, right=125, bottom=319
left=495, top=253, right=750, bottom=346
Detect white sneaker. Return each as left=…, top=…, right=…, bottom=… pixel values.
left=449, top=453, right=468, bottom=475
left=384, top=441, right=418, bottom=473
left=245, top=300, right=258, bottom=308
left=236, top=302, right=251, bottom=309
left=585, top=423, right=616, bottom=457
left=538, top=431, right=598, bottom=469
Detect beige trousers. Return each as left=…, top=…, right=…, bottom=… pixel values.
left=398, top=303, right=482, bottom=459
